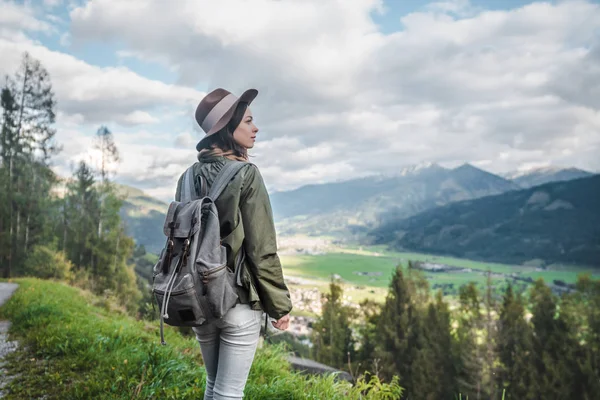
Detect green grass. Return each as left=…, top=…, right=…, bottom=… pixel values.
left=0, top=278, right=401, bottom=399
left=281, top=253, right=399, bottom=288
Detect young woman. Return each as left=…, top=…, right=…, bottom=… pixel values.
left=175, top=88, right=292, bottom=400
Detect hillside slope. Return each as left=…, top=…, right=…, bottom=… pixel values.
left=370, top=175, right=600, bottom=266
left=0, top=278, right=395, bottom=399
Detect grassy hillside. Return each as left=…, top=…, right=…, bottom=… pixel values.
left=0, top=278, right=401, bottom=399
left=371, top=175, right=600, bottom=267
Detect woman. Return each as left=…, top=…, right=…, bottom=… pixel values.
left=175, top=88, right=292, bottom=400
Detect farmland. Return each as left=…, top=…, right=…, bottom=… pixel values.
left=280, top=244, right=600, bottom=301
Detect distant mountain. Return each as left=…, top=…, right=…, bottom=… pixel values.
left=118, top=164, right=595, bottom=253
left=116, top=184, right=167, bottom=254
left=504, top=166, right=594, bottom=188
left=370, top=175, right=600, bottom=267
left=270, top=163, right=521, bottom=238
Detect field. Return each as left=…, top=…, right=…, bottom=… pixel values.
left=281, top=245, right=600, bottom=300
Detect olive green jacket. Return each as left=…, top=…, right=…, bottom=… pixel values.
left=174, top=154, right=292, bottom=320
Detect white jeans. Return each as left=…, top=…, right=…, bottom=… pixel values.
left=192, top=304, right=262, bottom=400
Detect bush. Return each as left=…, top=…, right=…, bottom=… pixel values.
left=22, top=245, right=73, bottom=281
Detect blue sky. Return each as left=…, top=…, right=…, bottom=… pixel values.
left=372, top=0, right=540, bottom=32
left=1, top=0, right=599, bottom=200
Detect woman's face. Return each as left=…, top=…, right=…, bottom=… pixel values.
left=233, top=107, right=258, bottom=149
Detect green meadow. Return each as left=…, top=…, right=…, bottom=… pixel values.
left=281, top=246, right=600, bottom=297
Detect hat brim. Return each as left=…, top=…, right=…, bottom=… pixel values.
left=196, top=88, right=258, bottom=151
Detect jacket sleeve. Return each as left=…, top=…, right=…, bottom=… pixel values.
left=240, top=165, right=292, bottom=320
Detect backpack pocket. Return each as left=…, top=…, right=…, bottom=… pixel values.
left=200, top=264, right=239, bottom=319
left=154, top=273, right=206, bottom=326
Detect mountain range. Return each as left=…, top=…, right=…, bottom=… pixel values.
left=271, top=163, right=517, bottom=237
left=370, top=174, right=600, bottom=267
left=502, top=166, right=593, bottom=189
left=119, top=164, right=597, bottom=264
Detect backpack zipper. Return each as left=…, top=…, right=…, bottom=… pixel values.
left=200, top=264, right=228, bottom=282
left=154, top=273, right=193, bottom=296
left=200, top=264, right=228, bottom=295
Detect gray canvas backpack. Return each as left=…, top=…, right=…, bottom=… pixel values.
left=152, top=161, right=247, bottom=345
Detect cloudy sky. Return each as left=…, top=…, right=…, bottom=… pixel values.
left=1, top=0, right=599, bottom=201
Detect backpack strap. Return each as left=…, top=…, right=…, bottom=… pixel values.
left=208, top=161, right=248, bottom=201
left=180, top=165, right=199, bottom=203
left=198, top=176, right=208, bottom=197
left=209, top=161, right=251, bottom=284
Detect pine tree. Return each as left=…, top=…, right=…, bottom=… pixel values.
left=375, top=264, right=424, bottom=392
left=0, top=52, right=58, bottom=277
left=410, top=291, right=457, bottom=399
left=312, top=278, right=357, bottom=370
left=482, top=270, right=498, bottom=398
left=94, top=126, right=118, bottom=238
left=61, top=159, right=141, bottom=312
left=355, top=298, right=382, bottom=377
left=573, top=275, right=600, bottom=399
left=496, top=284, right=533, bottom=399
left=65, top=161, right=99, bottom=271
left=529, top=278, right=581, bottom=399
left=454, top=282, right=485, bottom=399
left=94, top=125, right=119, bottom=184
left=0, top=84, right=19, bottom=276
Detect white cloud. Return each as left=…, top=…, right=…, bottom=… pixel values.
left=0, top=0, right=52, bottom=40
left=0, top=36, right=204, bottom=126
left=52, top=125, right=196, bottom=200
left=0, top=0, right=46, bottom=30
left=173, top=132, right=197, bottom=149
left=3, top=0, right=600, bottom=197
left=121, top=111, right=159, bottom=125
left=67, top=0, right=600, bottom=181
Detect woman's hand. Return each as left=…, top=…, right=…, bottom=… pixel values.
left=272, top=314, right=290, bottom=330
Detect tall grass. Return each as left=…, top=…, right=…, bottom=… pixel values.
left=0, top=278, right=401, bottom=399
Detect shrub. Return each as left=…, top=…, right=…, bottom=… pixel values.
left=22, top=246, right=73, bottom=281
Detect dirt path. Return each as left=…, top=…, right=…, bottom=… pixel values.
left=0, top=283, right=19, bottom=398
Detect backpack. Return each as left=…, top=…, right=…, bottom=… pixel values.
left=152, top=161, right=247, bottom=345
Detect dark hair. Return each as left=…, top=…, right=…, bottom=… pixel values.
left=198, top=102, right=249, bottom=159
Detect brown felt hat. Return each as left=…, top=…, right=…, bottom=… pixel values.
left=194, top=88, right=258, bottom=151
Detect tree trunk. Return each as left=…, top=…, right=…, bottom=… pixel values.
left=62, top=203, right=67, bottom=252
left=113, top=232, right=120, bottom=270
left=6, top=152, right=14, bottom=278
left=24, top=211, right=30, bottom=253
left=6, top=56, right=29, bottom=277
left=0, top=202, right=4, bottom=275
left=13, top=205, right=20, bottom=273
left=24, top=167, right=36, bottom=253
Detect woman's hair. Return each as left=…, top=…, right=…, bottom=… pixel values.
left=197, top=102, right=249, bottom=160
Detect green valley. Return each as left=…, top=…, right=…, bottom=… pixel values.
left=281, top=244, right=600, bottom=299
